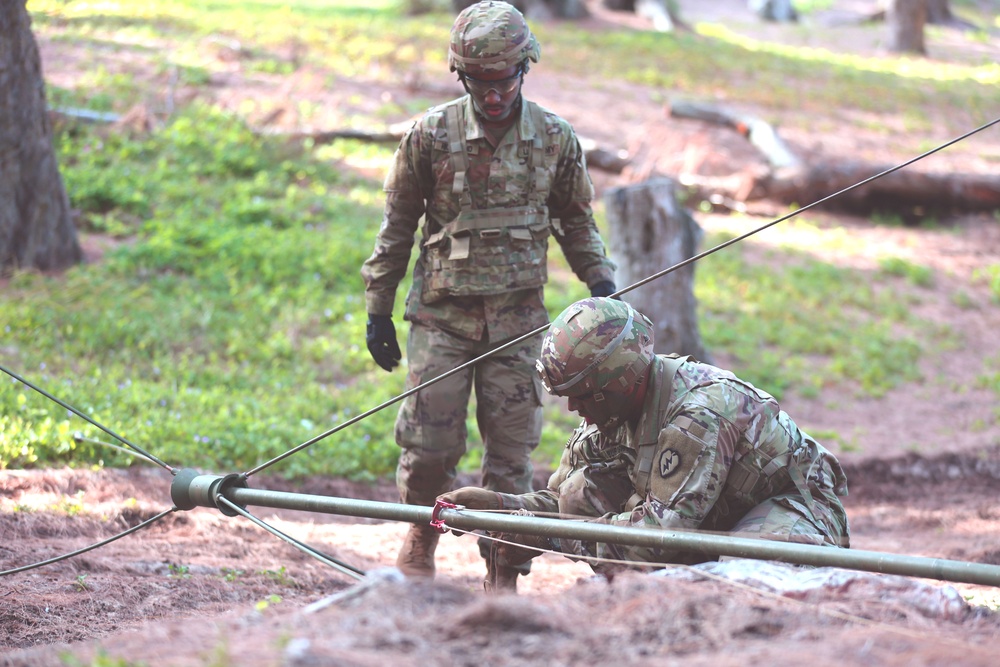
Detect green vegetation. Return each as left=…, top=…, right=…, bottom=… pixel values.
left=3, top=1, right=996, bottom=478
left=974, top=263, right=1000, bottom=303
left=166, top=563, right=191, bottom=578
left=61, top=652, right=148, bottom=667
left=878, top=257, right=935, bottom=288
left=73, top=573, right=90, bottom=591
left=696, top=234, right=923, bottom=399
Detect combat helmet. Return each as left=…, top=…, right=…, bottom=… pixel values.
left=448, top=1, right=541, bottom=73
left=536, top=297, right=655, bottom=399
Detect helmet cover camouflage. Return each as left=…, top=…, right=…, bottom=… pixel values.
left=448, top=1, right=541, bottom=73
left=536, top=297, right=655, bottom=398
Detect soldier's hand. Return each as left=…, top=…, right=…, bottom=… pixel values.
left=492, top=531, right=552, bottom=566
left=438, top=487, right=503, bottom=511
left=365, top=314, right=401, bottom=372
left=589, top=281, right=619, bottom=299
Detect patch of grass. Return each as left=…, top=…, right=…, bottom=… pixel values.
left=167, top=563, right=191, bottom=579
left=221, top=567, right=244, bottom=582
left=52, top=491, right=87, bottom=516
left=260, top=566, right=296, bottom=586
left=951, top=290, right=976, bottom=309
left=541, top=19, right=998, bottom=134
left=973, top=264, right=1000, bottom=303
left=976, top=356, right=1000, bottom=398
left=255, top=594, right=283, bottom=612
left=0, top=105, right=934, bottom=475
left=31, top=0, right=998, bottom=135
left=60, top=650, right=147, bottom=667
left=695, top=233, right=924, bottom=399
left=878, top=257, right=934, bottom=288
left=2, top=104, right=400, bottom=477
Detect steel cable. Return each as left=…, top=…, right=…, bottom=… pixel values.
left=215, top=496, right=366, bottom=580
left=0, top=507, right=178, bottom=576
left=0, top=363, right=175, bottom=473
left=72, top=431, right=159, bottom=465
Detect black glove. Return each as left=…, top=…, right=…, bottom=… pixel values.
left=365, top=314, right=401, bottom=372
left=589, top=281, right=618, bottom=299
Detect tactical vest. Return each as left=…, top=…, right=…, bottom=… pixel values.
left=631, top=354, right=687, bottom=502
left=629, top=355, right=823, bottom=528
left=420, top=101, right=555, bottom=303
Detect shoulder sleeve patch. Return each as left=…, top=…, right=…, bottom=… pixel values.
left=648, top=421, right=712, bottom=505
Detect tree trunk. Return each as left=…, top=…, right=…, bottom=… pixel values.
left=0, top=3, right=81, bottom=274
left=749, top=0, right=799, bottom=22
left=602, top=0, right=635, bottom=12
left=885, top=0, right=927, bottom=55
left=605, top=177, right=712, bottom=363
left=925, top=0, right=952, bottom=24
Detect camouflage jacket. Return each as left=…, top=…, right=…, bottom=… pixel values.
left=360, top=95, right=615, bottom=342
left=502, top=355, right=850, bottom=564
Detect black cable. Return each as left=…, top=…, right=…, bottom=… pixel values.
left=215, top=496, right=366, bottom=581
left=73, top=431, right=158, bottom=465
left=0, top=507, right=178, bottom=576
left=0, top=363, right=175, bottom=473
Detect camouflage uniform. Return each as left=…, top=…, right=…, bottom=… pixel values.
left=501, top=355, right=851, bottom=572
left=361, top=81, right=615, bottom=507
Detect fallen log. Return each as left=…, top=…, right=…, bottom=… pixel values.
left=669, top=100, right=1000, bottom=217
left=670, top=100, right=801, bottom=171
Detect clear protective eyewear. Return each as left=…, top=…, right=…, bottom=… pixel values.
left=460, top=68, right=523, bottom=98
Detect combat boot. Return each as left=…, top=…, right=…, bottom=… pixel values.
left=484, top=563, right=519, bottom=594
left=395, top=523, right=440, bottom=578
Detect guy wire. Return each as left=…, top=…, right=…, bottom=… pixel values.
left=0, top=363, right=175, bottom=473
left=0, top=507, right=179, bottom=576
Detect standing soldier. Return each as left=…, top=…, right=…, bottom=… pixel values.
left=361, top=1, right=616, bottom=590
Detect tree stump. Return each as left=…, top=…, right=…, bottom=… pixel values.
left=885, top=0, right=927, bottom=55
left=749, top=0, right=798, bottom=22
left=604, top=177, right=713, bottom=363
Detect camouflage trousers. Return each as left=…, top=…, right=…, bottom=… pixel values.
left=395, top=322, right=544, bottom=507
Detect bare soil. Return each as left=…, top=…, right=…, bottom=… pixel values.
left=4, top=1, right=1000, bottom=665
left=2, top=457, right=1000, bottom=666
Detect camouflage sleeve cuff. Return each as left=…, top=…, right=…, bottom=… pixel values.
left=365, top=293, right=396, bottom=317
left=497, top=490, right=560, bottom=515
left=583, top=264, right=617, bottom=288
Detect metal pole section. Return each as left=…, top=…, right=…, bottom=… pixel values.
left=171, top=472, right=1000, bottom=588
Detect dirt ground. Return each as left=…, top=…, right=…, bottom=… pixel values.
left=4, top=1, right=1000, bottom=665
left=2, top=457, right=1000, bottom=666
